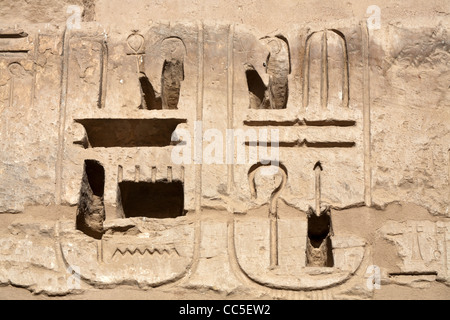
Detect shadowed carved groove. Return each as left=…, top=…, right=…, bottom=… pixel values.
left=139, top=73, right=161, bottom=110
left=76, top=160, right=106, bottom=239
left=0, top=29, right=28, bottom=38
left=245, top=64, right=268, bottom=109
left=244, top=140, right=355, bottom=148
left=243, top=119, right=356, bottom=127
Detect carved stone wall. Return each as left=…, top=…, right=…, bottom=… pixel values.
left=0, top=0, right=449, bottom=299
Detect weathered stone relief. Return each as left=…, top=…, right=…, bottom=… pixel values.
left=379, top=220, right=450, bottom=284
left=0, top=15, right=448, bottom=299
left=245, top=35, right=290, bottom=109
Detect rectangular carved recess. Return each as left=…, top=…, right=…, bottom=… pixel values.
left=118, top=180, right=185, bottom=219
left=76, top=160, right=105, bottom=239
left=75, top=118, right=187, bottom=148
left=0, top=29, right=30, bottom=57
left=306, top=211, right=334, bottom=267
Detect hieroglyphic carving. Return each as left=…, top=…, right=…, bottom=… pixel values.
left=361, top=22, right=372, bottom=207
left=6, top=62, right=32, bottom=109
left=58, top=31, right=108, bottom=204
left=303, top=29, right=349, bottom=111
left=126, top=30, right=145, bottom=56
left=0, top=61, right=33, bottom=155
left=0, top=29, right=32, bottom=58
left=380, top=221, right=450, bottom=281
left=68, top=35, right=108, bottom=109
left=115, top=164, right=185, bottom=185
left=0, top=21, right=409, bottom=297
left=160, top=37, right=185, bottom=109
left=227, top=24, right=235, bottom=193
left=306, top=162, right=334, bottom=267
left=114, top=164, right=185, bottom=220
left=0, top=27, right=34, bottom=117
left=65, top=23, right=364, bottom=293
left=248, top=163, right=288, bottom=268
left=59, top=218, right=196, bottom=287
left=263, top=36, right=290, bottom=109
left=127, top=30, right=152, bottom=109
left=245, top=36, right=290, bottom=109
left=111, top=246, right=180, bottom=260
left=129, top=32, right=186, bottom=110
left=233, top=214, right=366, bottom=290
left=195, top=22, right=204, bottom=214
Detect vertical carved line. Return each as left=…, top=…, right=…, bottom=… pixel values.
left=54, top=220, right=69, bottom=275
left=328, top=29, right=350, bottom=109
left=340, top=33, right=350, bottom=108
left=447, top=149, right=450, bottom=217
left=434, top=223, right=448, bottom=275
left=269, top=165, right=287, bottom=269
left=362, top=22, right=372, bottom=207
left=116, top=165, right=124, bottom=219
left=444, top=227, right=449, bottom=272
left=302, top=32, right=312, bottom=110
left=97, top=240, right=102, bottom=263
left=227, top=24, right=235, bottom=194
left=270, top=217, right=278, bottom=268
left=30, top=32, right=39, bottom=120
left=55, top=28, right=70, bottom=205
left=315, top=164, right=321, bottom=215
left=411, top=225, right=424, bottom=261
left=100, top=239, right=104, bottom=264
left=227, top=219, right=247, bottom=284
left=197, top=23, right=204, bottom=122
left=321, top=30, right=328, bottom=110
left=98, top=40, right=108, bottom=109
left=117, top=165, right=123, bottom=183
left=195, top=22, right=204, bottom=214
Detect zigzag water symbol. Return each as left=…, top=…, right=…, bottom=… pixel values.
left=112, top=246, right=180, bottom=259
